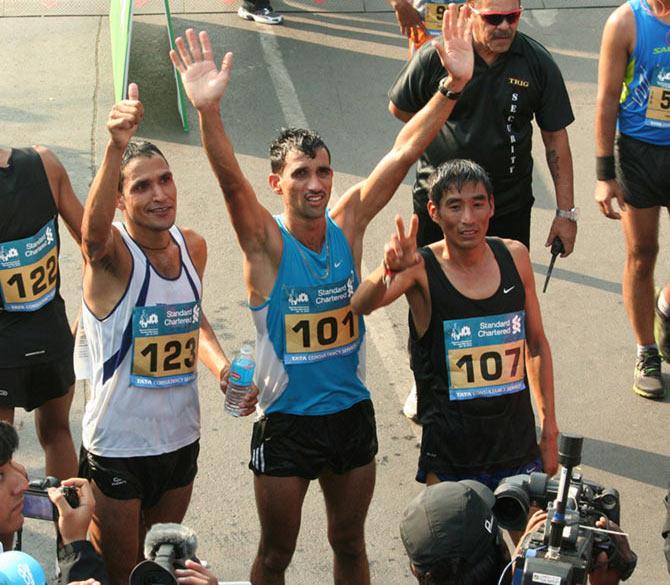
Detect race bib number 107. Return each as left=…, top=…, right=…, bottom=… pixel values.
left=444, top=311, right=526, bottom=401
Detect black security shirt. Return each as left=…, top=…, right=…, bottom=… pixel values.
left=389, top=32, right=574, bottom=216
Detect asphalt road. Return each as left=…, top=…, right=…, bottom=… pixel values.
left=1, top=1, right=668, bottom=583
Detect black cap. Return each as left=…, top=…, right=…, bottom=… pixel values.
left=399, top=480, right=498, bottom=572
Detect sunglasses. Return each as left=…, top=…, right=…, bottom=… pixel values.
left=470, top=7, right=523, bottom=26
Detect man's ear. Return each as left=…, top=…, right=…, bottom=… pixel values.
left=427, top=199, right=439, bottom=224
left=488, top=194, right=495, bottom=219
left=116, top=192, right=126, bottom=211
left=268, top=173, right=283, bottom=195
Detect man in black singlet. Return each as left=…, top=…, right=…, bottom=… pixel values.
left=352, top=159, right=559, bottom=494
left=0, top=146, right=81, bottom=547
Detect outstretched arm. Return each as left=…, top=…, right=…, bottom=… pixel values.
left=36, top=146, right=83, bottom=245
left=82, top=83, right=142, bottom=266
left=511, top=241, right=559, bottom=475
left=170, top=31, right=279, bottom=271
left=387, top=0, right=424, bottom=38
left=352, top=214, right=430, bottom=334
left=333, top=3, right=473, bottom=251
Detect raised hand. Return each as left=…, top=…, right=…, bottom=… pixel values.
left=432, top=3, right=474, bottom=85
left=383, top=214, right=421, bottom=273
left=107, top=82, right=143, bottom=149
left=170, top=29, right=233, bottom=111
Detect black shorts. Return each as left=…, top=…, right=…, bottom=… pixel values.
left=249, top=399, right=378, bottom=479
left=79, top=440, right=199, bottom=508
left=617, top=134, right=670, bottom=208
left=0, top=358, right=74, bottom=411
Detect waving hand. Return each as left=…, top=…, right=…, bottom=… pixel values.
left=170, top=29, right=233, bottom=111
left=432, top=3, right=474, bottom=83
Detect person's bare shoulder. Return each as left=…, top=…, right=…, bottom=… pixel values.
left=179, top=226, right=207, bottom=276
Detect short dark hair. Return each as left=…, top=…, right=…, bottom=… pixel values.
left=269, top=127, right=331, bottom=173
left=0, top=422, right=19, bottom=467
left=118, top=139, right=168, bottom=192
left=427, top=159, right=493, bottom=207
left=415, top=538, right=511, bottom=585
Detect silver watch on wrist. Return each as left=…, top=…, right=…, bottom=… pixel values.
left=556, top=207, right=579, bottom=222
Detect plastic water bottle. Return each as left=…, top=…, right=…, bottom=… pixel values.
left=224, top=344, right=256, bottom=417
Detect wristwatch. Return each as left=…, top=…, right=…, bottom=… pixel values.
left=556, top=207, right=579, bottom=222
left=438, top=77, right=463, bottom=100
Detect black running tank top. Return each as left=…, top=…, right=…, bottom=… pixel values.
left=410, top=238, right=539, bottom=474
left=0, top=148, right=73, bottom=367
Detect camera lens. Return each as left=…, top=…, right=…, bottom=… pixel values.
left=492, top=484, right=530, bottom=531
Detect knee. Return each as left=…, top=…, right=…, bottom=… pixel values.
left=35, top=415, right=72, bottom=447
left=328, top=527, right=366, bottom=560
left=257, top=541, right=295, bottom=574
left=627, top=242, right=659, bottom=271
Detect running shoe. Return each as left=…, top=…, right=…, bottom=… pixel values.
left=633, top=349, right=665, bottom=399
left=237, top=6, right=284, bottom=25
left=654, top=289, right=670, bottom=363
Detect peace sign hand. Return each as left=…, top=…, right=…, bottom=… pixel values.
left=383, top=214, right=421, bottom=273
left=170, top=29, right=233, bottom=111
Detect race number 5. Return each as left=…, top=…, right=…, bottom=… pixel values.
left=647, top=87, right=670, bottom=122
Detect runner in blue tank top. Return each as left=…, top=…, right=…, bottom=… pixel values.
left=172, top=7, right=475, bottom=583
left=595, top=0, right=670, bottom=399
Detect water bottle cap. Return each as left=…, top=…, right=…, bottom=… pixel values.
left=240, top=344, right=254, bottom=355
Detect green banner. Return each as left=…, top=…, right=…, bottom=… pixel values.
left=109, top=0, right=134, bottom=102
left=163, top=0, right=189, bottom=132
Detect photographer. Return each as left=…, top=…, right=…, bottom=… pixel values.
left=0, top=421, right=107, bottom=583
left=400, top=480, right=636, bottom=585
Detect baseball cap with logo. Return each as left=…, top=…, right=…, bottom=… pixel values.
left=400, top=480, right=498, bottom=572
left=0, top=551, right=46, bottom=585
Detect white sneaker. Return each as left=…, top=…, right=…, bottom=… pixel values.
left=237, top=6, right=284, bottom=25
left=403, top=383, right=418, bottom=422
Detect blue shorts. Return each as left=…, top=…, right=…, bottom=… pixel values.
left=416, top=457, right=543, bottom=491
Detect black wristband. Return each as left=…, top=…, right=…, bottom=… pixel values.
left=596, top=155, right=616, bottom=181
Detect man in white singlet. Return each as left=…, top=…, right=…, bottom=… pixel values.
left=79, top=84, right=256, bottom=585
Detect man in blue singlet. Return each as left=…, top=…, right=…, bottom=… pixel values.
left=171, top=6, right=474, bottom=583
left=594, top=0, right=670, bottom=399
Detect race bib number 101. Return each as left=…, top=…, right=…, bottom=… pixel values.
left=282, top=276, right=361, bottom=364
left=131, top=301, right=201, bottom=388
left=444, top=311, right=526, bottom=401
left=0, top=219, right=59, bottom=312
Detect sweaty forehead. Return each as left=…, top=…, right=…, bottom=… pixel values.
left=123, top=154, right=170, bottom=182
left=284, top=147, right=331, bottom=168
left=472, top=0, right=521, bottom=11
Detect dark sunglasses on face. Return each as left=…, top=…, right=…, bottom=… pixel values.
left=471, top=7, right=523, bottom=26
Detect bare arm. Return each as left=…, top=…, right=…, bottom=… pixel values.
left=594, top=5, right=633, bottom=220
left=540, top=128, right=577, bottom=257
left=387, top=0, right=424, bottom=38
left=170, top=30, right=281, bottom=304
left=388, top=101, right=415, bottom=123
left=35, top=146, right=83, bottom=245
left=351, top=214, right=431, bottom=334
left=333, top=4, right=474, bottom=257
left=510, top=240, right=558, bottom=475
left=81, top=84, right=142, bottom=266
left=184, top=229, right=257, bottom=415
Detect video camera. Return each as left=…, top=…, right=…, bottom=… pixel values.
left=23, top=476, right=79, bottom=521
left=493, top=434, right=633, bottom=584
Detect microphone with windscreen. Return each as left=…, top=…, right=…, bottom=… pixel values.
left=130, top=523, right=198, bottom=585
